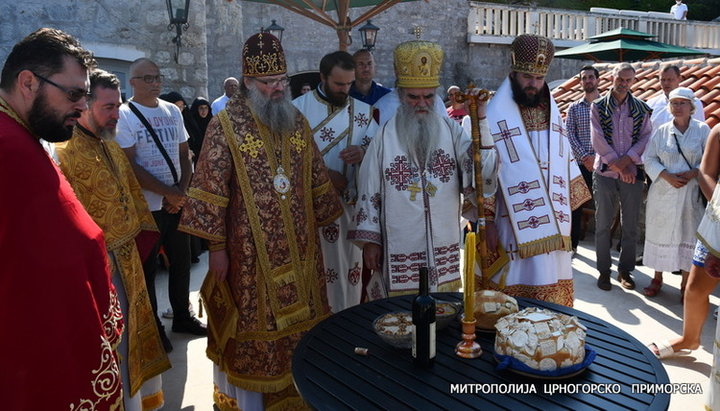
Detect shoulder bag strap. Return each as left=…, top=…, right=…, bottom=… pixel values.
left=128, top=102, right=179, bottom=184
left=672, top=132, right=693, bottom=171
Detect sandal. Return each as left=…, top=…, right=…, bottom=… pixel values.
left=648, top=340, right=692, bottom=359
left=643, top=279, right=662, bottom=297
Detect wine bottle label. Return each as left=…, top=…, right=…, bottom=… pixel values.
left=411, top=324, right=417, bottom=358
left=429, top=321, right=436, bottom=359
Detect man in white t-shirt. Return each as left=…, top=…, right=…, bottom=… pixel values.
left=210, top=77, right=238, bottom=114
left=646, top=64, right=704, bottom=131
left=116, top=58, right=206, bottom=353
left=671, top=0, right=688, bottom=20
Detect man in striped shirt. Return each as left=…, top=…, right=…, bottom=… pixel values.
left=565, top=65, right=600, bottom=254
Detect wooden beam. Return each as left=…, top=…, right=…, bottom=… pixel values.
left=262, top=0, right=336, bottom=27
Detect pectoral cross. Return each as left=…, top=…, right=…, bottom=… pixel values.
left=425, top=181, right=437, bottom=197
left=408, top=182, right=422, bottom=201
left=239, top=133, right=264, bottom=158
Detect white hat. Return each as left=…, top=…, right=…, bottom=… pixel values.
left=668, top=87, right=695, bottom=101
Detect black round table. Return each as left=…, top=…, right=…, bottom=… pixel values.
left=292, top=293, right=670, bottom=410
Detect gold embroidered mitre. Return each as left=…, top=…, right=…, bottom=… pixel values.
left=242, top=32, right=287, bottom=78
left=393, top=40, right=443, bottom=88
left=511, top=34, right=555, bottom=76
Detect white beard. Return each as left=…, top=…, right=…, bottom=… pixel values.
left=395, top=103, right=442, bottom=167
left=246, top=84, right=297, bottom=134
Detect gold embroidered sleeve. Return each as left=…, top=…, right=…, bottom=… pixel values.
left=569, top=175, right=591, bottom=211
left=111, top=142, right=158, bottom=233
left=179, top=117, right=232, bottom=242
left=308, top=124, right=343, bottom=227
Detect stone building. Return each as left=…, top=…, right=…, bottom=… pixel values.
left=0, top=0, right=583, bottom=102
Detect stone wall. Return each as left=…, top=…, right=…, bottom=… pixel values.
left=0, top=0, right=585, bottom=102
left=0, top=0, right=209, bottom=101
left=236, top=0, right=472, bottom=97
left=235, top=0, right=584, bottom=97
left=204, top=0, right=243, bottom=101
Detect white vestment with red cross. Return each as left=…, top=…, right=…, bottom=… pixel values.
left=483, top=76, right=589, bottom=305
left=293, top=91, right=378, bottom=312
left=348, top=113, right=498, bottom=298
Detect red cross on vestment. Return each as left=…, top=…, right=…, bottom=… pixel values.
left=493, top=120, right=522, bottom=163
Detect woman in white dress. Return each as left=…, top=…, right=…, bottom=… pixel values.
left=642, top=87, right=710, bottom=298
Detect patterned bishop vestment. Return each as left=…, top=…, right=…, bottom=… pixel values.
left=349, top=112, right=498, bottom=298
left=485, top=77, right=590, bottom=307
left=179, top=94, right=342, bottom=409
left=293, top=90, right=379, bottom=312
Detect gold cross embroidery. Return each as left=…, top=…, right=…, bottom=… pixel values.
left=238, top=133, right=264, bottom=158
left=425, top=181, right=437, bottom=197
left=290, top=131, right=306, bottom=153
left=408, top=182, right=422, bottom=201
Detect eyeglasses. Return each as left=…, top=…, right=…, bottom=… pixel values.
left=132, top=74, right=165, bottom=84
left=254, top=77, right=290, bottom=88
left=32, top=72, right=91, bottom=102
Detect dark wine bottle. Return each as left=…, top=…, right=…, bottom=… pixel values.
left=412, top=267, right=436, bottom=367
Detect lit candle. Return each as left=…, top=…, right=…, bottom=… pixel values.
left=464, top=232, right=476, bottom=322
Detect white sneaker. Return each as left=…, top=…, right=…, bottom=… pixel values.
left=161, top=304, right=194, bottom=320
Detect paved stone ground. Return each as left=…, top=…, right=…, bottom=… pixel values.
left=154, top=238, right=719, bottom=410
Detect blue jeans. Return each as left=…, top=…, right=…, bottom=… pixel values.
left=593, top=173, right=645, bottom=275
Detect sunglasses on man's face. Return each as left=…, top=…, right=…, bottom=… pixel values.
left=132, top=74, right=165, bottom=84
left=32, top=72, right=91, bottom=103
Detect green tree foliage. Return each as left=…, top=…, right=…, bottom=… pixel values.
left=479, top=0, right=719, bottom=21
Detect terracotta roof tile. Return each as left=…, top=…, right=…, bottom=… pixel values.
left=704, top=66, right=720, bottom=78
left=553, top=59, right=720, bottom=127
left=701, top=76, right=720, bottom=91
left=683, top=57, right=707, bottom=65
left=706, top=101, right=720, bottom=114
left=685, top=77, right=708, bottom=91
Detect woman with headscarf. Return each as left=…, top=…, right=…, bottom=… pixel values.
left=188, top=97, right=212, bottom=162
left=642, top=87, right=710, bottom=299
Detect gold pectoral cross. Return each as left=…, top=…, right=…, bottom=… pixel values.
left=408, top=182, right=422, bottom=201
left=408, top=181, right=437, bottom=201
left=238, top=133, right=264, bottom=158
left=425, top=181, right=437, bottom=197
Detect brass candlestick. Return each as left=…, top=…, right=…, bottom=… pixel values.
left=455, top=315, right=482, bottom=358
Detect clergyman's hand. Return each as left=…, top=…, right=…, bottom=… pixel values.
left=209, top=249, right=229, bottom=282
left=484, top=221, right=499, bottom=253
left=339, top=145, right=365, bottom=165
left=464, top=88, right=489, bottom=119
left=327, top=169, right=348, bottom=193
left=363, top=243, right=383, bottom=271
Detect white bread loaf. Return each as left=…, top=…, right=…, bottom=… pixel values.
left=494, top=307, right=586, bottom=371
left=473, top=290, right=519, bottom=329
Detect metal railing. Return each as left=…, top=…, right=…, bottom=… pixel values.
left=468, top=1, right=720, bottom=50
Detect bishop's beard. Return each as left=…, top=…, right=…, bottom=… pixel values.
left=395, top=102, right=442, bottom=167
left=510, top=75, right=549, bottom=108
left=246, top=85, right=297, bottom=134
